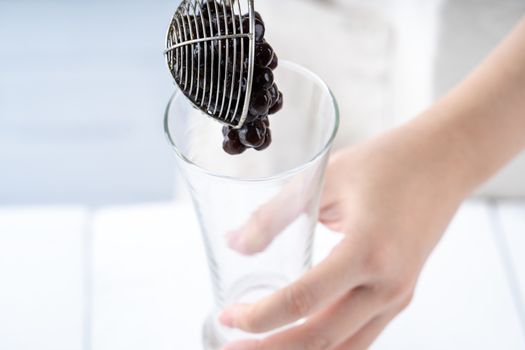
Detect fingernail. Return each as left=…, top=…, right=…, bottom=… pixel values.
left=226, top=230, right=258, bottom=255
left=219, top=304, right=251, bottom=329
left=219, top=307, right=236, bottom=328
left=226, top=230, right=246, bottom=253
left=225, top=229, right=240, bottom=244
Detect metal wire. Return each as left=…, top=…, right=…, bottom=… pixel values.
left=165, top=0, right=255, bottom=128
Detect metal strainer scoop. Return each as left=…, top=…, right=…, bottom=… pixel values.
left=164, top=0, right=256, bottom=129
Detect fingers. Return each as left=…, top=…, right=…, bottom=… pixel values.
left=219, top=238, right=364, bottom=333
left=226, top=191, right=303, bottom=254
left=226, top=151, right=346, bottom=255
left=259, top=287, right=379, bottom=350
left=220, top=287, right=382, bottom=350
left=226, top=175, right=312, bottom=255
left=331, top=311, right=396, bottom=350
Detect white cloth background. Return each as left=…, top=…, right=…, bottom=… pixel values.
left=259, top=0, right=524, bottom=197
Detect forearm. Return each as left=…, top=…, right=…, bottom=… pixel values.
left=411, top=17, right=525, bottom=197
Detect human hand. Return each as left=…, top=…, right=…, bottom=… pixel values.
left=219, top=124, right=468, bottom=350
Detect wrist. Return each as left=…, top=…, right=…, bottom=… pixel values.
left=386, top=109, right=476, bottom=204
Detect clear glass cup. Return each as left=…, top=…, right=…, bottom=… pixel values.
left=164, top=61, right=339, bottom=349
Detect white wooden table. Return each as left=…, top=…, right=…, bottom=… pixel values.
left=1, top=199, right=524, bottom=350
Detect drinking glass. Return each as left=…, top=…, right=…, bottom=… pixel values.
left=164, top=61, right=339, bottom=349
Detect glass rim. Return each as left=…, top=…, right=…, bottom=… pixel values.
left=163, top=60, right=340, bottom=183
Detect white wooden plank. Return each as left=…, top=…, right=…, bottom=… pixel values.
left=92, top=200, right=525, bottom=349
left=496, top=200, right=525, bottom=316
left=91, top=203, right=211, bottom=350
left=0, top=207, right=87, bottom=350
left=91, top=200, right=343, bottom=350
left=369, top=201, right=525, bottom=349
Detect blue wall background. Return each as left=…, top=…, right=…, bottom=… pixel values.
left=0, top=0, right=183, bottom=205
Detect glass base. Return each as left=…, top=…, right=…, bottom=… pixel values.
left=202, top=274, right=290, bottom=349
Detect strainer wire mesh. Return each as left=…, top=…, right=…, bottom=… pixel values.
left=165, top=0, right=255, bottom=128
